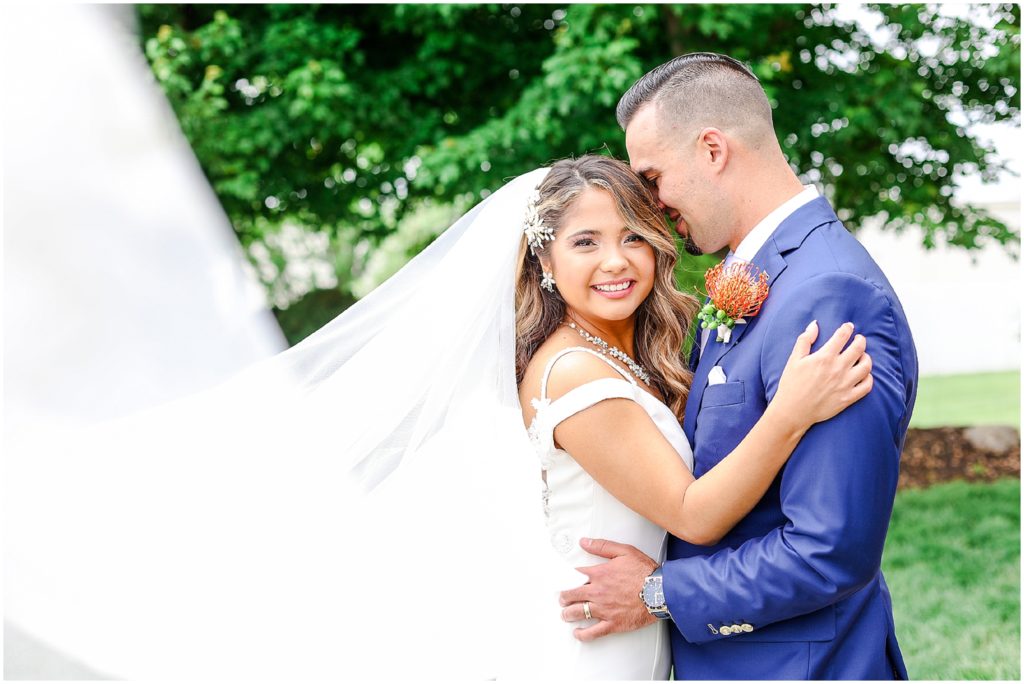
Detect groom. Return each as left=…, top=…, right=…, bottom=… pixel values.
left=558, top=53, right=918, bottom=679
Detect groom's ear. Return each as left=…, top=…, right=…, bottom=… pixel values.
left=697, top=127, right=729, bottom=170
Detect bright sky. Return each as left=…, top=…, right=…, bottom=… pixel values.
left=834, top=3, right=1021, bottom=205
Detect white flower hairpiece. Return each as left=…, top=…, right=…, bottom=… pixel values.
left=523, top=188, right=555, bottom=254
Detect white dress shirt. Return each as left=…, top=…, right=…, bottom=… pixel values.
left=699, top=185, right=820, bottom=355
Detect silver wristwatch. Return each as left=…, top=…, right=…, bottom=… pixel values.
left=640, top=567, right=671, bottom=619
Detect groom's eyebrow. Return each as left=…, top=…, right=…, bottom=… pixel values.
left=635, top=167, right=658, bottom=187
left=635, top=165, right=655, bottom=178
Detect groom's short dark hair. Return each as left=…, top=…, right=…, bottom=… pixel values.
left=616, top=52, right=775, bottom=146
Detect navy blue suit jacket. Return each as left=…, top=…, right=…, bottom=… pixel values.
left=666, top=197, right=917, bottom=679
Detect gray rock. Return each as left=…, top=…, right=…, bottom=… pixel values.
left=962, top=425, right=1020, bottom=453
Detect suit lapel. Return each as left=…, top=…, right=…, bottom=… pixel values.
left=687, top=333, right=701, bottom=372
left=682, top=196, right=841, bottom=445
left=683, top=245, right=785, bottom=443
left=683, top=321, right=719, bottom=442
left=687, top=297, right=709, bottom=372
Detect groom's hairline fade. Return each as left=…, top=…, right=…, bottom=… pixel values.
left=616, top=52, right=775, bottom=147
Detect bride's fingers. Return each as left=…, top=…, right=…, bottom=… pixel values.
left=838, top=334, right=867, bottom=365
left=820, top=321, right=855, bottom=356
left=850, top=370, right=874, bottom=400
left=860, top=370, right=876, bottom=397
left=848, top=353, right=872, bottom=386
left=786, top=320, right=819, bottom=364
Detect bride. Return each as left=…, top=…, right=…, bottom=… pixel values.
left=6, top=157, right=871, bottom=679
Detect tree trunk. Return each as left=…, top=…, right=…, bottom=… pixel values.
left=661, top=5, right=686, bottom=56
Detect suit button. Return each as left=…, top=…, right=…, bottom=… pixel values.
left=740, top=623, right=754, bottom=632
left=719, top=625, right=732, bottom=636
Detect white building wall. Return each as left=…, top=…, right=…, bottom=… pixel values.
left=856, top=199, right=1020, bottom=376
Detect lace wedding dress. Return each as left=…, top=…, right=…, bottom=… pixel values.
left=528, top=346, right=695, bottom=680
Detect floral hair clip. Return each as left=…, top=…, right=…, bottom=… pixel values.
left=697, top=261, right=770, bottom=343
left=523, top=188, right=555, bottom=254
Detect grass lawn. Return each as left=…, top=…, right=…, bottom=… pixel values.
left=883, top=479, right=1020, bottom=680
left=911, top=370, right=1021, bottom=429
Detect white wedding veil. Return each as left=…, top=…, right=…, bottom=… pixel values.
left=6, top=167, right=579, bottom=678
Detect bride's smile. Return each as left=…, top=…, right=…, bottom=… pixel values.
left=591, top=278, right=636, bottom=298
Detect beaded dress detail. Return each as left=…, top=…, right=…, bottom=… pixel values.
left=527, top=347, right=694, bottom=680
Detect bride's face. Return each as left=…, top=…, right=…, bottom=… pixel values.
left=543, top=187, right=656, bottom=324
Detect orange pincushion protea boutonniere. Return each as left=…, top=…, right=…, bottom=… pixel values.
left=697, top=261, right=770, bottom=343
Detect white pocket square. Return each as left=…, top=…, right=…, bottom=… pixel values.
left=708, top=366, right=728, bottom=386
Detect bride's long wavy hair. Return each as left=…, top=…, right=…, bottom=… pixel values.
left=514, top=155, right=700, bottom=421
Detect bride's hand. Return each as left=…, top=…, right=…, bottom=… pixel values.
left=771, top=320, right=873, bottom=430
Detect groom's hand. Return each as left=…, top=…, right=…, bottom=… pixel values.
left=558, top=537, right=658, bottom=642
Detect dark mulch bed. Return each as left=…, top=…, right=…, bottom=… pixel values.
left=899, top=426, right=1021, bottom=490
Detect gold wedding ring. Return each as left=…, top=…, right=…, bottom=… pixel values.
left=583, top=601, right=593, bottom=620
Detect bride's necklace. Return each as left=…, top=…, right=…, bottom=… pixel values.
left=566, top=321, right=651, bottom=385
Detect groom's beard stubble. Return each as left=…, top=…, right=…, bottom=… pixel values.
left=667, top=216, right=703, bottom=256
left=682, top=235, right=703, bottom=256
left=672, top=225, right=703, bottom=256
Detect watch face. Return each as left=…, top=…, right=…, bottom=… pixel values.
left=643, top=578, right=664, bottom=608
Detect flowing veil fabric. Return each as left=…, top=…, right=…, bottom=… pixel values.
left=6, top=168, right=578, bottom=678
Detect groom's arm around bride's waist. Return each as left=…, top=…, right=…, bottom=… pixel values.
left=664, top=272, right=913, bottom=644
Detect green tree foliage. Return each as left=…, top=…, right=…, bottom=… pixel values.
left=137, top=4, right=1019, bottom=336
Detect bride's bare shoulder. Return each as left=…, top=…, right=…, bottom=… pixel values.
left=519, top=328, right=623, bottom=408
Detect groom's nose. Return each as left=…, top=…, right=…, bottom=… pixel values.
left=657, top=199, right=680, bottom=223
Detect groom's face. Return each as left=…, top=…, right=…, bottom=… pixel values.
left=625, top=104, right=709, bottom=256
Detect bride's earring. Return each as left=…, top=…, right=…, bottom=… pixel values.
left=540, top=270, right=556, bottom=293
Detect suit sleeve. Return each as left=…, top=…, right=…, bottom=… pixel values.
left=663, top=272, right=911, bottom=644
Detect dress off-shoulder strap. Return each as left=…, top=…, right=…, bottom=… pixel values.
left=531, top=347, right=641, bottom=454
left=540, top=346, right=637, bottom=400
